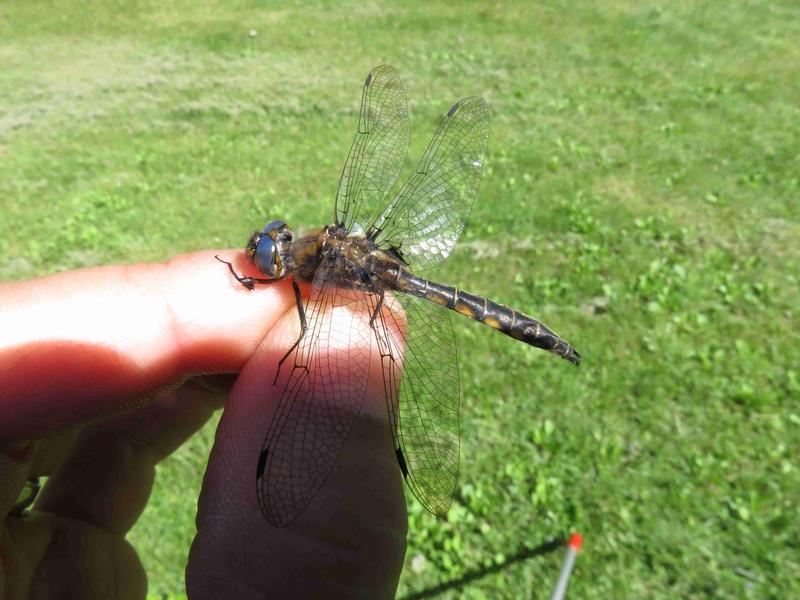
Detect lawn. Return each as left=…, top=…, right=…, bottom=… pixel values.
left=1, top=1, right=798, bottom=597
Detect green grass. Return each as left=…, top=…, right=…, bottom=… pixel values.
left=2, top=1, right=799, bottom=597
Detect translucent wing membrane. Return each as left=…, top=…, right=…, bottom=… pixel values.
left=335, top=65, right=410, bottom=232
left=372, top=96, right=490, bottom=272
left=371, top=292, right=461, bottom=517
left=257, top=255, right=374, bottom=527
left=255, top=68, right=491, bottom=525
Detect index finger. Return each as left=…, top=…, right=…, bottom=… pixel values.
left=0, top=250, right=292, bottom=438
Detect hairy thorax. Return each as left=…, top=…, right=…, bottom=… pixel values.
left=286, top=224, right=404, bottom=290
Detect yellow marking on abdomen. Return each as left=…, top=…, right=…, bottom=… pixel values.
left=430, top=294, right=450, bottom=306
left=483, top=316, right=502, bottom=330
left=456, top=303, right=476, bottom=318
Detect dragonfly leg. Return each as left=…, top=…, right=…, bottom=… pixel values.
left=274, top=278, right=307, bottom=385
left=215, top=255, right=277, bottom=290
left=368, top=291, right=385, bottom=328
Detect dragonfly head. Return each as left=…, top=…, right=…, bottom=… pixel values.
left=246, top=220, right=292, bottom=279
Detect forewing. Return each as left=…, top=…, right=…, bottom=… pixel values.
left=335, top=65, right=410, bottom=232
left=372, top=96, right=490, bottom=272
left=371, top=292, right=461, bottom=517
left=256, top=256, right=374, bottom=527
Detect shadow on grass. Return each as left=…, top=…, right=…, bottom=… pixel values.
left=399, top=537, right=565, bottom=599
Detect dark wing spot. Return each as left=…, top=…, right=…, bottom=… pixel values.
left=365, top=72, right=373, bottom=87
left=447, top=102, right=460, bottom=117
left=395, top=447, right=409, bottom=478
left=256, top=448, right=269, bottom=478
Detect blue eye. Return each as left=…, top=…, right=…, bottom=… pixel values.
left=262, top=220, right=286, bottom=234
left=255, top=236, right=278, bottom=277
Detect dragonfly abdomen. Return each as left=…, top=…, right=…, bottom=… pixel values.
left=396, top=272, right=581, bottom=366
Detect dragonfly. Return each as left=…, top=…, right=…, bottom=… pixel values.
left=217, top=65, right=581, bottom=527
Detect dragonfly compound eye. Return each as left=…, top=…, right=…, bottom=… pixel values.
left=254, top=235, right=280, bottom=278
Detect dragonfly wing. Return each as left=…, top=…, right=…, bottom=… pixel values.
left=371, top=96, right=490, bottom=272
left=335, top=65, right=410, bottom=233
left=370, top=291, right=461, bottom=517
left=256, top=256, right=374, bottom=526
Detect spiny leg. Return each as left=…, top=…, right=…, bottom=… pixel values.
left=274, top=278, right=307, bottom=385
left=215, top=255, right=277, bottom=290
left=216, top=256, right=310, bottom=382
left=369, top=291, right=385, bottom=328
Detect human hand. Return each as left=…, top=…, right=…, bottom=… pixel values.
left=0, top=251, right=406, bottom=599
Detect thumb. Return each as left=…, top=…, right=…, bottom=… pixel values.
left=186, top=299, right=407, bottom=599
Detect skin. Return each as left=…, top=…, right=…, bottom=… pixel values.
left=0, top=250, right=407, bottom=599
